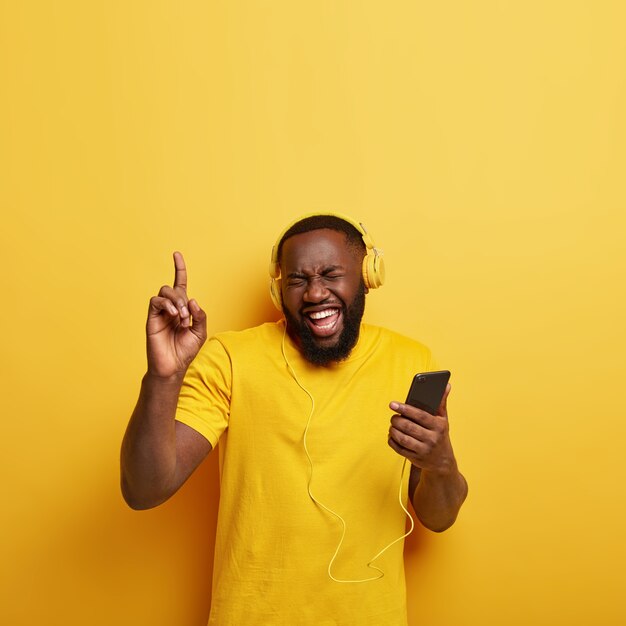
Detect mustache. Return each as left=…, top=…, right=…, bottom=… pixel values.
left=284, top=283, right=366, bottom=366
left=300, top=302, right=344, bottom=315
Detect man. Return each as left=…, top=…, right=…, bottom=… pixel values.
left=121, top=213, right=467, bottom=626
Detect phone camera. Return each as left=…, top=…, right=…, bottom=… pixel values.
left=417, top=375, right=426, bottom=383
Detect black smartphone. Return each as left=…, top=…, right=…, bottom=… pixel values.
left=405, top=370, right=451, bottom=415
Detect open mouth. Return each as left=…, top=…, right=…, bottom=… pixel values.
left=304, top=307, right=342, bottom=338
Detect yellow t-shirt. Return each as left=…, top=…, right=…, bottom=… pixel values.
left=176, top=321, right=436, bottom=626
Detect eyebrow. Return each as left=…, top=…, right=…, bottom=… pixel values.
left=286, top=265, right=344, bottom=279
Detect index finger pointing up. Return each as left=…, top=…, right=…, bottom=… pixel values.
left=173, top=251, right=188, bottom=290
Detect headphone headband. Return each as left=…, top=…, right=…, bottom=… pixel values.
left=268, top=212, right=385, bottom=310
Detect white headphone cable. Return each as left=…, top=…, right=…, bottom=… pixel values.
left=280, top=324, right=415, bottom=583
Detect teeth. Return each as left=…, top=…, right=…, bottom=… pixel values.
left=309, top=308, right=338, bottom=320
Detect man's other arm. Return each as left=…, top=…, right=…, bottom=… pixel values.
left=120, top=252, right=212, bottom=510
left=388, top=385, right=468, bottom=532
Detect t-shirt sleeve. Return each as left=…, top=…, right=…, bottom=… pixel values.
left=175, top=337, right=231, bottom=447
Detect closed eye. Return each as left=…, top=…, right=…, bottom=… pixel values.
left=285, top=267, right=345, bottom=287
left=285, top=273, right=307, bottom=287
left=321, top=266, right=344, bottom=280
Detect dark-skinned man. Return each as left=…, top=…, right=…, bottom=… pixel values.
left=121, top=213, right=467, bottom=626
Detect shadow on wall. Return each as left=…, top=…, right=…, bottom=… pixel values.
left=6, top=453, right=220, bottom=626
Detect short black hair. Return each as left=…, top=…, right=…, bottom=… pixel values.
left=276, top=215, right=366, bottom=264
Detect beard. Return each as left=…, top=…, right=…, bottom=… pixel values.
left=283, top=282, right=366, bottom=366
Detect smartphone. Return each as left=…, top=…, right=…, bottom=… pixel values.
left=405, top=370, right=451, bottom=415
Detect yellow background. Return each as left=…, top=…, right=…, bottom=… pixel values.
left=1, top=1, right=625, bottom=624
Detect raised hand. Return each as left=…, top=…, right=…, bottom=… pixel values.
left=146, top=252, right=207, bottom=379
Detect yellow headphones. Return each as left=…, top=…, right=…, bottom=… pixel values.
left=268, top=212, right=385, bottom=310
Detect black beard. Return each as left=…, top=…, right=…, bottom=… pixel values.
left=284, top=283, right=366, bottom=366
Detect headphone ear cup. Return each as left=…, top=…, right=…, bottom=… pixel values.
left=269, top=255, right=280, bottom=280
left=269, top=278, right=283, bottom=310
left=361, top=257, right=372, bottom=290
left=363, top=250, right=385, bottom=289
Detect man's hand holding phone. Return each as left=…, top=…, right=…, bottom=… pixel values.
left=387, top=374, right=457, bottom=476
left=388, top=372, right=468, bottom=531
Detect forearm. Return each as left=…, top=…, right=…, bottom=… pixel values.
left=411, top=465, right=468, bottom=532
left=121, top=373, right=184, bottom=509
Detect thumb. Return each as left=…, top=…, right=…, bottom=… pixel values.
left=188, top=299, right=207, bottom=343
left=437, top=383, right=451, bottom=418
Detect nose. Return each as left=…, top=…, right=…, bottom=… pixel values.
left=303, top=276, right=330, bottom=303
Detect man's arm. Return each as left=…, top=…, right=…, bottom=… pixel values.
left=388, top=385, right=468, bottom=532
left=121, top=375, right=212, bottom=509
left=120, top=252, right=211, bottom=510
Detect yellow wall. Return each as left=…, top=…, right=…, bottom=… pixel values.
left=1, top=2, right=625, bottom=624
